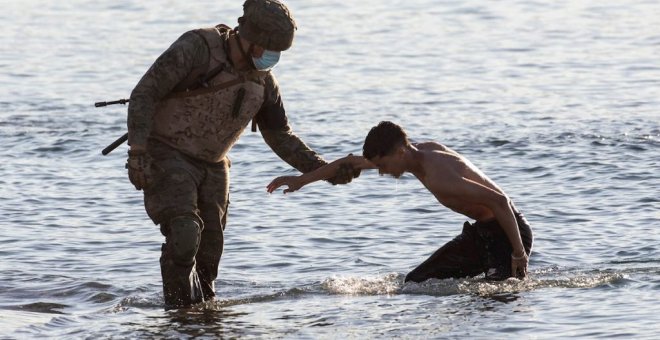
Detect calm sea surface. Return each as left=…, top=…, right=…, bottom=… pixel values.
left=1, top=0, right=659, bottom=338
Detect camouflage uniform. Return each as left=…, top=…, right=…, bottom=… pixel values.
left=127, top=24, right=335, bottom=308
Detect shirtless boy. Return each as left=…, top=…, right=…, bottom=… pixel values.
left=267, top=121, right=533, bottom=281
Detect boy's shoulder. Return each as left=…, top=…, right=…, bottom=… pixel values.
left=414, top=141, right=447, bottom=152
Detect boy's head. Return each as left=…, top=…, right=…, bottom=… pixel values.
left=363, top=121, right=410, bottom=160
left=363, top=121, right=410, bottom=178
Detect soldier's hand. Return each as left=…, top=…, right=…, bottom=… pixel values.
left=126, top=149, right=152, bottom=190
left=327, top=154, right=361, bottom=185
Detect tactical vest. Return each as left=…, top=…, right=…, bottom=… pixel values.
left=151, top=25, right=266, bottom=163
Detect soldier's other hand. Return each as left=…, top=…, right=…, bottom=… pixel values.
left=327, top=154, right=361, bottom=185
left=126, top=149, right=152, bottom=190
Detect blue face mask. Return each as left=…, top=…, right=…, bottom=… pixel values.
left=252, top=50, right=281, bottom=71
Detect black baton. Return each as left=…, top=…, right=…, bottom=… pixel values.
left=102, top=132, right=128, bottom=156
left=96, top=99, right=129, bottom=155
left=95, top=99, right=129, bottom=107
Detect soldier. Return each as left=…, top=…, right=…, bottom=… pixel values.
left=125, top=0, right=359, bottom=309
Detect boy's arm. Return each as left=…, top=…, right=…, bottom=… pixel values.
left=267, top=155, right=374, bottom=193
left=451, top=178, right=528, bottom=276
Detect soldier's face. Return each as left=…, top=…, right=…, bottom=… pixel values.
left=238, top=37, right=256, bottom=56
left=240, top=37, right=265, bottom=59
left=249, top=43, right=282, bottom=71
left=250, top=44, right=265, bottom=58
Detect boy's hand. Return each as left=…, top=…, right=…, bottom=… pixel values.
left=267, top=176, right=303, bottom=194
left=511, top=251, right=529, bottom=278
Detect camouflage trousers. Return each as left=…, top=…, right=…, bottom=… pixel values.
left=143, top=139, right=230, bottom=307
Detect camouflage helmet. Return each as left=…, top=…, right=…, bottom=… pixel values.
left=238, top=0, right=297, bottom=51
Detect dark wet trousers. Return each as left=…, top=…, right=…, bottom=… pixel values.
left=159, top=217, right=226, bottom=309
left=160, top=241, right=203, bottom=309
left=143, top=139, right=229, bottom=309
left=404, top=211, right=533, bottom=283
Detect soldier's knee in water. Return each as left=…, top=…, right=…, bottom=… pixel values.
left=165, top=215, right=202, bottom=265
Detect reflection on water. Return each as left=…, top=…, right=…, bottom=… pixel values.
left=135, top=308, right=258, bottom=339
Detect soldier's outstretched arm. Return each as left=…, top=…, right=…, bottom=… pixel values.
left=260, top=124, right=327, bottom=174
left=260, top=123, right=361, bottom=185
left=255, top=75, right=326, bottom=173
left=256, top=75, right=360, bottom=184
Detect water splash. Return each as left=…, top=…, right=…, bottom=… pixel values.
left=402, top=270, right=625, bottom=296
left=317, top=268, right=626, bottom=297
left=111, top=295, right=162, bottom=312
left=321, top=273, right=402, bottom=295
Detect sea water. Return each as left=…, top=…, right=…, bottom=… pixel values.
left=1, top=0, right=658, bottom=338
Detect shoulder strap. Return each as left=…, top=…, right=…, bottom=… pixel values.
left=172, top=25, right=231, bottom=93
left=166, top=70, right=266, bottom=100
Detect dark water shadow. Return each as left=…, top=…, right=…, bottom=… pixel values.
left=120, top=305, right=275, bottom=338
left=3, top=302, right=70, bottom=315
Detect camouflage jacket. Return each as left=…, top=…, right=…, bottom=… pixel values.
left=127, top=26, right=327, bottom=174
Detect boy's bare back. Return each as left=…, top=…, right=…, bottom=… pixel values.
left=413, top=142, right=507, bottom=222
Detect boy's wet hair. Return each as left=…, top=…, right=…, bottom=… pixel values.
left=363, top=121, right=409, bottom=160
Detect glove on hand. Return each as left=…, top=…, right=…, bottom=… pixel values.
left=126, top=149, right=152, bottom=190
